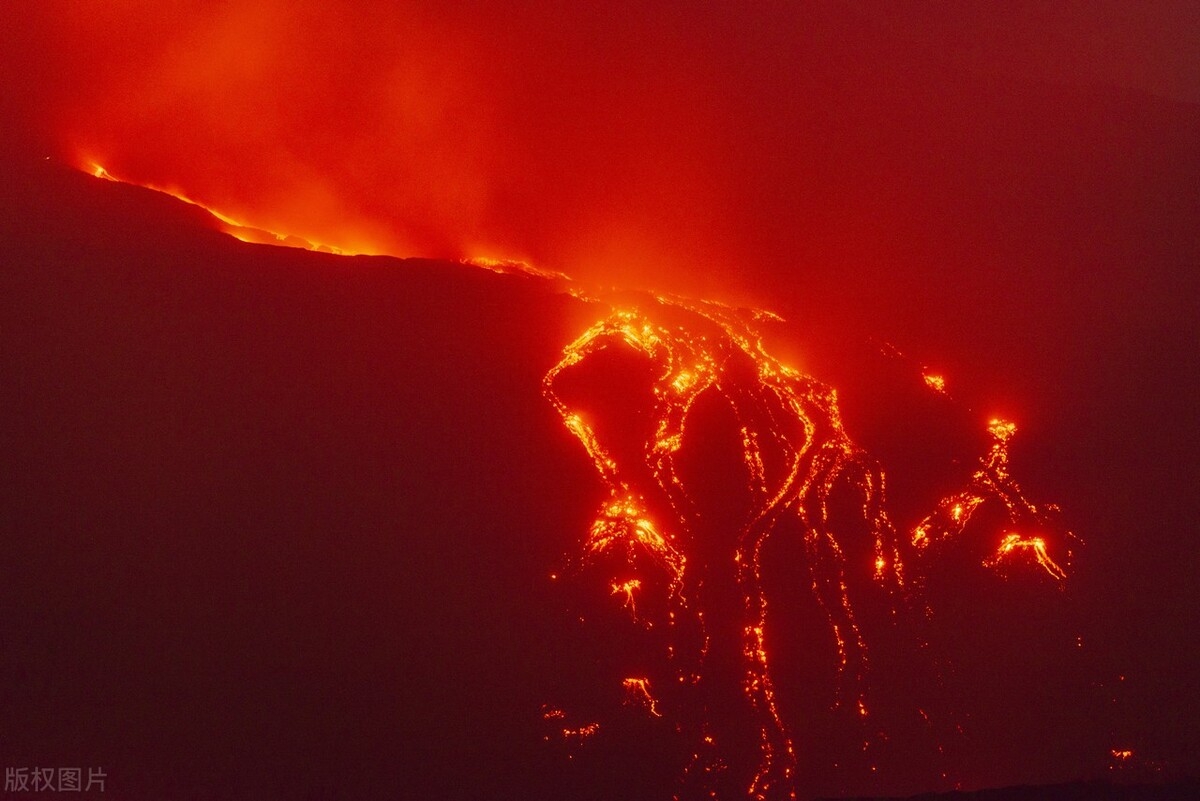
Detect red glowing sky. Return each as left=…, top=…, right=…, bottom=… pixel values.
left=5, top=1, right=1194, bottom=448
left=8, top=2, right=1199, bottom=302
left=3, top=3, right=1200, bottom=793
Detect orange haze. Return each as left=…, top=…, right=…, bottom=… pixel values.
left=6, top=1, right=1200, bottom=410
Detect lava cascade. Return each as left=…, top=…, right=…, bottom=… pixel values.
left=542, top=294, right=1073, bottom=800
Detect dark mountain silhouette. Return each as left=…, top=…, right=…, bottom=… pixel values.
left=2, top=157, right=592, bottom=799
left=0, top=116, right=1196, bottom=799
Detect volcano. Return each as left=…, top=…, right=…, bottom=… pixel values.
left=3, top=5, right=1200, bottom=800
left=1, top=142, right=1196, bottom=799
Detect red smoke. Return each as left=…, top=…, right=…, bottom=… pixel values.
left=15, top=3, right=727, bottom=286
left=15, top=1, right=1195, bottom=313
left=1, top=2, right=1194, bottom=441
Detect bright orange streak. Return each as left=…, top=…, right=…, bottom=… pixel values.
left=79, top=161, right=377, bottom=255
left=986, top=533, right=1068, bottom=581
left=461, top=256, right=570, bottom=281
left=622, top=677, right=663, bottom=717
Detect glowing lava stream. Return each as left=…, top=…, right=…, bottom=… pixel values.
left=82, top=161, right=563, bottom=279
left=542, top=300, right=1074, bottom=799
left=86, top=161, right=363, bottom=253
left=544, top=301, right=891, bottom=797
left=78, top=161, right=1073, bottom=800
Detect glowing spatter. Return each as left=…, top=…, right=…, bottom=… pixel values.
left=539, top=704, right=603, bottom=764
left=544, top=296, right=1072, bottom=800
left=922, top=373, right=947, bottom=394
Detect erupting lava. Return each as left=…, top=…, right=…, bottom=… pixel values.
left=76, top=161, right=1075, bottom=799
left=543, top=295, right=1074, bottom=799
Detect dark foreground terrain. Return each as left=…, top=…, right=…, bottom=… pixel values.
left=1, top=146, right=1197, bottom=799
left=831, top=777, right=1200, bottom=801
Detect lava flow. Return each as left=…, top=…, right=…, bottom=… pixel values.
left=913, top=417, right=1073, bottom=581
left=543, top=294, right=1074, bottom=800
left=76, top=160, right=1075, bottom=799
left=85, top=160, right=379, bottom=255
